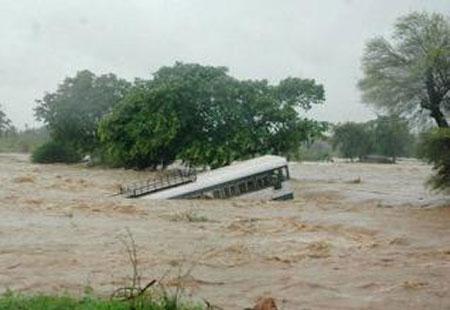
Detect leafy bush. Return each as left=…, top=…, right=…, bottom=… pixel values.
left=417, top=128, right=450, bottom=192
left=31, top=140, right=82, bottom=164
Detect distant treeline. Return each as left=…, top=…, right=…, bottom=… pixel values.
left=294, top=116, right=417, bottom=163
left=331, top=116, right=416, bottom=163
left=0, top=126, right=49, bottom=153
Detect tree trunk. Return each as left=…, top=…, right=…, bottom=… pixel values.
left=425, top=70, right=449, bottom=128
left=430, top=107, right=449, bottom=128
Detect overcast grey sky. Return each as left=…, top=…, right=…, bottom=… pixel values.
left=1, top=0, right=449, bottom=128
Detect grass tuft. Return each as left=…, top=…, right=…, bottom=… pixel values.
left=0, top=291, right=203, bottom=310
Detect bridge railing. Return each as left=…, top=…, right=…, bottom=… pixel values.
left=120, top=168, right=197, bottom=198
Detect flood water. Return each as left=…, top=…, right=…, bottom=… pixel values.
left=0, top=153, right=449, bottom=309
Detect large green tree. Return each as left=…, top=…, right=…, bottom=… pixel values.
left=359, top=12, right=450, bottom=128
left=99, top=62, right=326, bottom=169
left=35, top=70, right=131, bottom=154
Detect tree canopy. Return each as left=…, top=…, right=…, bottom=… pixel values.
left=99, top=62, right=326, bottom=169
left=34, top=70, right=131, bottom=154
left=359, top=12, right=450, bottom=128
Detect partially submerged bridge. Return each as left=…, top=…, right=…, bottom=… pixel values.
left=121, top=155, right=293, bottom=201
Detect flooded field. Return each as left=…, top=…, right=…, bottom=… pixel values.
left=0, top=153, right=449, bottom=309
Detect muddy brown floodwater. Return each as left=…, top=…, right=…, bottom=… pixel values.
left=0, top=153, right=449, bottom=309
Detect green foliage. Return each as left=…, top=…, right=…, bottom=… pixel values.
left=31, top=140, right=82, bottom=164
left=98, top=87, right=182, bottom=169
left=100, top=62, right=326, bottom=169
left=333, top=116, right=415, bottom=162
left=417, top=128, right=450, bottom=191
left=359, top=12, right=450, bottom=128
left=332, top=122, right=373, bottom=161
left=0, top=104, right=15, bottom=137
left=0, top=291, right=203, bottom=310
left=35, top=70, right=131, bottom=155
left=0, top=127, right=49, bottom=153
left=371, top=115, right=415, bottom=162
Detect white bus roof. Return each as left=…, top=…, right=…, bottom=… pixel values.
left=144, top=155, right=287, bottom=199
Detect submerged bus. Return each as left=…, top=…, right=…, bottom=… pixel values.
left=142, top=155, right=293, bottom=201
